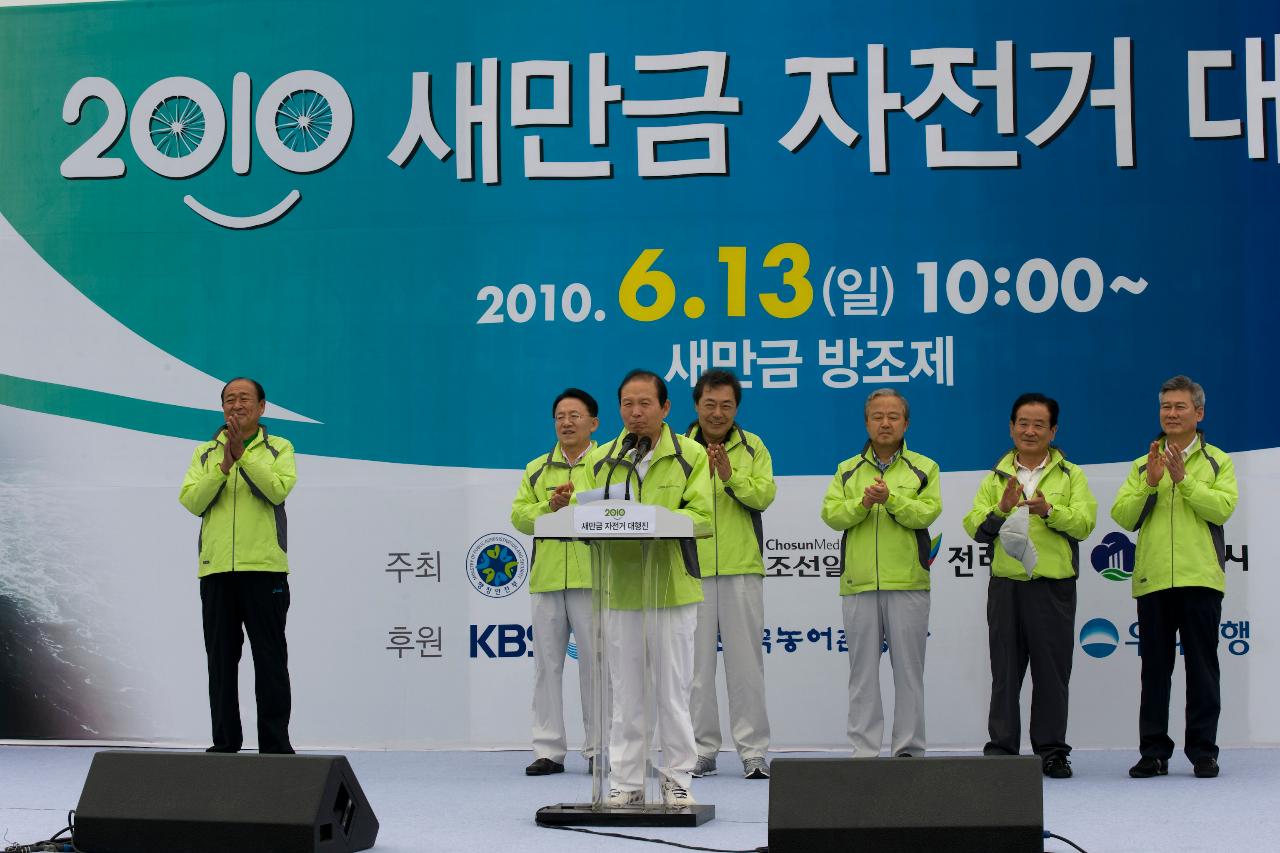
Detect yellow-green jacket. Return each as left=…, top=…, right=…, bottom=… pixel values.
left=179, top=427, right=296, bottom=577
left=511, top=441, right=597, bottom=593
left=962, top=448, right=1097, bottom=581
left=821, top=442, right=942, bottom=594
left=684, top=423, right=776, bottom=578
left=584, top=425, right=712, bottom=609
left=1110, top=433, right=1237, bottom=597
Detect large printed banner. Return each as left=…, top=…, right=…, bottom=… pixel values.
left=0, top=0, right=1276, bottom=749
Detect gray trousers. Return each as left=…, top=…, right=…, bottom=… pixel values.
left=531, top=588, right=602, bottom=761
left=841, top=590, right=930, bottom=757
left=690, top=574, right=770, bottom=761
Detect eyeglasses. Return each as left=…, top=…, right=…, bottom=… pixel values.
left=554, top=412, right=587, bottom=423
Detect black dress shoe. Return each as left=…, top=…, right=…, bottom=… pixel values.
left=525, top=757, right=565, bottom=776
left=1042, top=756, right=1073, bottom=779
left=1193, top=757, right=1219, bottom=778
left=1129, top=756, right=1169, bottom=778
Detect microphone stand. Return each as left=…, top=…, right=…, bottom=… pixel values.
left=626, top=436, right=652, bottom=501
left=603, top=434, right=638, bottom=499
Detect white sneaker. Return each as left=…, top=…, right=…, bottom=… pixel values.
left=606, top=788, right=643, bottom=808
left=742, top=757, right=770, bottom=779
left=692, top=755, right=718, bottom=777
left=661, top=779, right=697, bottom=808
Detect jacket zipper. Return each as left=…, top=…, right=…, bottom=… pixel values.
left=873, top=495, right=881, bottom=590
left=713, top=467, right=720, bottom=578
left=564, top=462, right=571, bottom=589
left=1169, top=475, right=1176, bottom=590
left=231, top=466, right=238, bottom=572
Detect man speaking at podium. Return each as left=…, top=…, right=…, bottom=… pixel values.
left=585, top=369, right=712, bottom=808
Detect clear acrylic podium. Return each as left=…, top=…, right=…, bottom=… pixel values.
left=533, top=499, right=715, bottom=827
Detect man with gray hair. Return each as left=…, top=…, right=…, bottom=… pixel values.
left=821, top=388, right=941, bottom=757
left=1111, top=375, right=1238, bottom=779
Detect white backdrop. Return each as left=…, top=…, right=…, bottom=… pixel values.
left=0, top=402, right=1271, bottom=752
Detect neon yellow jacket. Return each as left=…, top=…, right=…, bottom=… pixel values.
left=179, top=427, right=296, bottom=577
left=684, top=424, right=776, bottom=578
left=962, top=448, right=1097, bottom=581
left=584, top=425, right=712, bottom=609
left=1110, top=434, right=1237, bottom=597
left=510, top=441, right=597, bottom=593
left=821, top=442, right=942, bottom=594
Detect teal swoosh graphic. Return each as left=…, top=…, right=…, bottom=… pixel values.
left=0, top=373, right=323, bottom=448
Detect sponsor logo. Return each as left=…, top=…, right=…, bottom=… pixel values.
left=1078, top=618, right=1120, bottom=658
left=465, top=533, right=528, bottom=598
left=765, top=537, right=841, bottom=552
left=928, top=534, right=941, bottom=567
left=567, top=631, right=579, bottom=661
left=469, top=624, right=534, bottom=658
left=1090, top=532, right=1135, bottom=581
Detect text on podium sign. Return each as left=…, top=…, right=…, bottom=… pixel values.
left=574, top=504, right=657, bottom=535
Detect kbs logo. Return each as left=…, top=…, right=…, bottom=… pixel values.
left=465, top=533, right=528, bottom=598
left=469, top=624, right=533, bottom=658
left=1090, top=532, right=1135, bottom=581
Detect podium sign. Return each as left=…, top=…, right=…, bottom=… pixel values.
left=573, top=504, right=657, bottom=536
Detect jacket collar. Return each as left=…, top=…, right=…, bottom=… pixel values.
left=1156, top=430, right=1206, bottom=456
left=996, top=445, right=1064, bottom=474
left=860, top=439, right=908, bottom=468
left=686, top=421, right=746, bottom=451
left=555, top=440, right=596, bottom=466
left=613, top=424, right=676, bottom=460
left=213, top=424, right=266, bottom=449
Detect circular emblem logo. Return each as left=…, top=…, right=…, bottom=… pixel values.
left=466, top=533, right=528, bottom=598
left=1079, top=618, right=1120, bottom=659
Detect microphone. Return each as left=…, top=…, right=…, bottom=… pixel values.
left=625, top=435, right=653, bottom=501
left=604, top=433, right=639, bottom=499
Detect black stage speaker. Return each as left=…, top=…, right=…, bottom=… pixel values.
left=769, top=756, right=1042, bottom=853
left=74, top=751, right=379, bottom=853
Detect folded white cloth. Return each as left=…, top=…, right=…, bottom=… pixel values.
left=998, top=506, right=1037, bottom=578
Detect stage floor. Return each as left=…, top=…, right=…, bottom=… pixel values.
left=1, top=746, right=1275, bottom=852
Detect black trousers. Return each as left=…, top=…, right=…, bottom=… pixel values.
left=200, top=571, right=293, bottom=754
left=1136, top=586, right=1222, bottom=762
left=984, top=576, right=1076, bottom=762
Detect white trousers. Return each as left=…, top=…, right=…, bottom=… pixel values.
left=606, top=604, right=698, bottom=793
left=841, top=590, right=930, bottom=757
left=531, top=589, right=603, bottom=761
left=690, top=574, right=770, bottom=761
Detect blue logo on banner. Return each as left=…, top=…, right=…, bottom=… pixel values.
left=1091, top=532, right=1136, bottom=581
left=1079, top=618, right=1120, bottom=658
left=469, top=624, right=534, bottom=658
left=466, top=533, right=529, bottom=598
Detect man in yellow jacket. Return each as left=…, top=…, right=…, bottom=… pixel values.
left=821, top=389, right=941, bottom=759
left=1111, top=375, right=1238, bottom=779
left=510, top=388, right=602, bottom=776
left=584, top=369, right=712, bottom=808
left=179, top=378, right=297, bottom=754
left=686, top=370, right=776, bottom=780
left=963, top=393, right=1096, bottom=779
